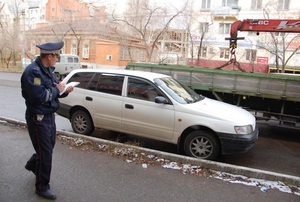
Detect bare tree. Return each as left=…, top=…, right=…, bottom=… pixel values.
left=257, top=2, right=300, bottom=73
left=0, top=0, right=26, bottom=68
left=179, top=0, right=217, bottom=67
left=111, top=0, right=188, bottom=62
left=0, top=2, right=5, bottom=29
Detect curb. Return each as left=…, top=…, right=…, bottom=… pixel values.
left=1, top=116, right=300, bottom=187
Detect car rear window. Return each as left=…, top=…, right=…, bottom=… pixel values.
left=68, top=72, right=95, bottom=89
left=68, top=72, right=124, bottom=96
left=95, top=74, right=124, bottom=96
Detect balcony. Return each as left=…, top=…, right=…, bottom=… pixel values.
left=211, top=6, right=241, bottom=19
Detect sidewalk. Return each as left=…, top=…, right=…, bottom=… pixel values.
left=0, top=120, right=299, bottom=201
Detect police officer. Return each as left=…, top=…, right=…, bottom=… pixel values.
left=21, top=41, right=73, bottom=200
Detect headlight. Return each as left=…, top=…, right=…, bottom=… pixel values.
left=234, top=125, right=253, bottom=134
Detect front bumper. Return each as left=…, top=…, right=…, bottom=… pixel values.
left=218, top=125, right=259, bottom=155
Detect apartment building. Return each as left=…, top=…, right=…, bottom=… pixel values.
left=186, top=0, right=300, bottom=73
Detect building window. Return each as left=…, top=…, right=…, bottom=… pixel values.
left=120, top=47, right=129, bottom=60
left=82, top=44, right=89, bottom=59
left=71, top=44, right=77, bottom=55
left=120, top=46, right=145, bottom=61
left=251, top=0, right=262, bottom=9
left=222, top=0, right=238, bottom=7
left=200, top=22, right=209, bottom=33
left=219, top=23, right=231, bottom=34
left=246, top=49, right=257, bottom=61
left=51, top=8, right=55, bottom=12
left=61, top=42, right=65, bottom=54
left=106, top=55, right=112, bottom=60
left=201, top=47, right=207, bottom=57
left=201, top=0, right=211, bottom=9
left=220, top=48, right=230, bottom=59
left=31, top=43, right=36, bottom=54
left=274, top=32, right=285, bottom=37
left=278, top=0, right=290, bottom=10
left=248, top=31, right=258, bottom=36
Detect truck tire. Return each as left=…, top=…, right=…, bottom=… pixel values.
left=71, top=110, right=94, bottom=135
left=55, top=72, right=62, bottom=81
left=184, top=131, right=219, bottom=160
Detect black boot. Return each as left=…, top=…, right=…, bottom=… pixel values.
left=36, top=189, right=57, bottom=200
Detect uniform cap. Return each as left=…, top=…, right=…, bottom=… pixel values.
left=36, top=41, right=64, bottom=54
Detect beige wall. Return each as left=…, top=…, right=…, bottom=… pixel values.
left=95, top=42, right=120, bottom=66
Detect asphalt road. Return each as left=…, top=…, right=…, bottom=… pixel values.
left=1, top=122, right=299, bottom=201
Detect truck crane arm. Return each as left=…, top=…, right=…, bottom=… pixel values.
left=216, top=19, right=300, bottom=71
left=230, top=19, right=300, bottom=38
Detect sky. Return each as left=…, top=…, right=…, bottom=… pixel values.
left=99, top=0, right=188, bottom=14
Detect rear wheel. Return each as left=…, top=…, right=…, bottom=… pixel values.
left=184, top=131, right=219, bottom=160
left=71, top=110, right=94, bottom=135
left=55, top=72, right=62, bottom=81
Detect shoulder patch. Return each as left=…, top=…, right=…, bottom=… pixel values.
left=34, top=77, right=41, bottom=85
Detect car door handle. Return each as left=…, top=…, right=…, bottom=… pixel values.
left=85, top=96, right=93, bottom=101
left=125, top=104, right=134, bottom=109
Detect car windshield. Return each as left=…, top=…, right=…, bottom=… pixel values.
left=155, top=77, right=204, bottom=104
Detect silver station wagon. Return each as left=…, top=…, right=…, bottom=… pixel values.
left=57, top=69, right=258, bottom=160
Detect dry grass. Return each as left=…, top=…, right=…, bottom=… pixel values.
left=0, top=66, right=24, bottom=73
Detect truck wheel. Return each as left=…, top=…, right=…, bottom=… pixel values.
left=184, top=131, right=219, bottom=160
left=71, top=110, right=94, bottom=135
left=55, top=72, right=62, bottom=81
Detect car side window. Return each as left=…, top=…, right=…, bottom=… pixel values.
left=127, top=77, right=163, bottom=102
left=95, top=74, right=124, bottom=96
left=87, top=73, right=100, bottom=91
left=68, top=72, right=96, bottom=89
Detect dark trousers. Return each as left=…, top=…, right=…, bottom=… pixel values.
left=25, top=111, right=56, bottom=192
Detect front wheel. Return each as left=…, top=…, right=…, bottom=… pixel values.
left=71, top=110, right=94, bottom=135
left=184, top=131, right=219, bottom=160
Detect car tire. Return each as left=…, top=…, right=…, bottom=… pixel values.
left=183, top=131, right=219, bottom=160
left=71, top=110, right=94, bottom=135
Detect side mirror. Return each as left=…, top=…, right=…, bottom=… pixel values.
left=155, top=96, right=169, bottom=104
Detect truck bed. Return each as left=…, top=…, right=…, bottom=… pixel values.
left=126, top=63, right=300, bottom=128
left=126, top=63, right=300, bottom=102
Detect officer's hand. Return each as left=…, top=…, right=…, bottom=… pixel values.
left=66, top=86, right=74, bottom=93
left=56, top=82, right=66, bottom=93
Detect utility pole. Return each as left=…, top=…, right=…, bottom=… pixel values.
left=21, top=9, right=26, bottom=68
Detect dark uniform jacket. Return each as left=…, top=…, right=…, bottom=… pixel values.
left=21, top=56, right=68, bottom=115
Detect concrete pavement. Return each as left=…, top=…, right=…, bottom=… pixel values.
left=0, top=117, right=299, bottom=201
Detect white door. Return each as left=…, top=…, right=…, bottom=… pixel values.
left=83, top=73, right=124, bottom=131
left=121, top=77, right=175, bottom=142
